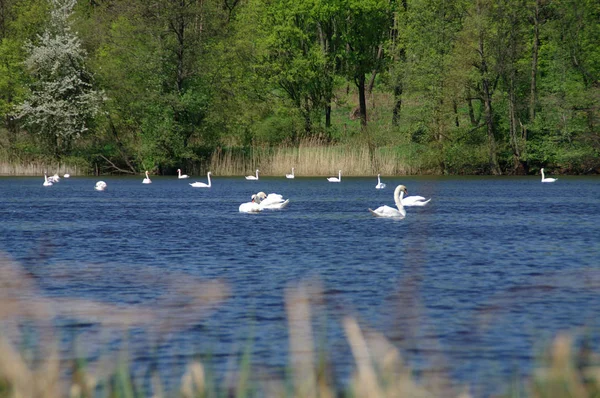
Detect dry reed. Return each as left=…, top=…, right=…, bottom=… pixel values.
left=210, top=139, right=436, bottom=177
left=0, top=161, right=82, bottom=177
left=1, top=254, right=599, bottom=397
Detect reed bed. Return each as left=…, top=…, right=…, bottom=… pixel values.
left=0, top=161, right=83, bottom=177
left=210, top=140, right=438, bottom=177
left=1, top=253, right=600, bottom=397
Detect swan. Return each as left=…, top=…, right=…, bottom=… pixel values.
left=375, top=174, right=386, bottom=189
left=177, top=169, right=189, bottom=179
left=403, top=196, right=431, bottom=206
left=142, top=170, right=152, bottom=184
left=245, top=169, right=259, bottom=180
left=254, top=192, right=290, bottom=209
left=239, top=195, right=262, bottom=213
left=541, top=168, right=557, bottom=183
left=369, top=185, right=408, bottom=218
left=286, top=168, right=295, bottom=179
left=43, top=173, right=53, bottom=187
left=48, top=174, right=59, bottom=183
left=95, top=181, right=107, bottom=191
left=327, top=170, right=341, bottom=182
left=190, top=172, right=211, bottom=188
left=63, top=173, right=70, bottom=178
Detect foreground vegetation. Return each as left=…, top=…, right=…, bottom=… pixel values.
left=1, top=252, right=600, bottom=397
left=0, top=0, right=598, bottom=176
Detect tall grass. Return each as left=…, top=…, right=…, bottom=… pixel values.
left=0, top=161, right=83, bottom=177
left=210, top=138, right=440, bottom=177
left=1, top=253, right=600, bottom=397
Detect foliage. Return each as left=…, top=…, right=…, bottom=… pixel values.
left=0, top=0, right=598, bottom=174
left=16, top=0, right=103, bottom=158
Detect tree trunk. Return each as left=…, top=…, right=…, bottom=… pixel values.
left=325, top=104, right=331, bottom=128
left=357, top=74, right=367, bottom=127
left=479, top=33, right=501, bottom=175
left=529, top=0, right=540, bottom=122
left=392, top=80, right=403, bottom=126
left=367, top=44, right=383, bottom=94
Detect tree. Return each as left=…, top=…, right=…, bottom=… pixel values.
left=340, top=0, right=390, bottom=128
left=17, top=0, right=103, bottom=158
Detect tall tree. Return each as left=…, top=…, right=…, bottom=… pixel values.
left=17, top=0, right=103, bottom=158
left=340, top=0, right=390, bottom=128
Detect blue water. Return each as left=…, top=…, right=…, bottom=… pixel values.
left=1, top=175, right=599, bottom=395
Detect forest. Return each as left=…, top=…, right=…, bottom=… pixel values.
left=0, top=0, right=598, bottom=176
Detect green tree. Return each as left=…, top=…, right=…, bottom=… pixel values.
left=17, top=0, right=103, bottom=158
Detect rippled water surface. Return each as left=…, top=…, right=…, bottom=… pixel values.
left=1, top=175, right=599, bottom=394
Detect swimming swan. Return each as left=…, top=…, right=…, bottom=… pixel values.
left=63, top=173, right=70, bottom=178
left=246, top=169, right=259, bottom=180
left=43, top=173, right=53, bottom=187
left=177, top=169, right=189, bottom=179
left=142, top=171, right=152, bottom=184
left=286, top=168, right=295, bottom=179
left=190, top=172, right=212, bottom=188
left=541, top=168, right=557, bottom=183
left=375, top=174, right=386, bottom=189
left=95, top=181, right=107, bottom=191
left=239, top=195, right=262, bottom=213
left=254, top=192, right=289, bottom=209
left=402, top=195, right=431, bottom=206
left=369, top=185, right=408, bottom=218
left=327, top=170, right=341, bottom=182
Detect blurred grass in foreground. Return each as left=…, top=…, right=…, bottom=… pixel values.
left=1, top=252, right=600, bottom=398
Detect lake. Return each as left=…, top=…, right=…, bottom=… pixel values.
left=1, top=174, right=599, bottom=395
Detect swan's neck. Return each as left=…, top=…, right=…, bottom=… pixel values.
left=338, top=171, right=341, bottom=180
left=541, top=170, right=545, bottom=180
left=207, top=173, right=211, bottom=186
left=377, top=175, right=381, bottom=184
left=394, top=189, right=407, bottom=216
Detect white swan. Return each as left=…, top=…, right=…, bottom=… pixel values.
left=142, top=170, right=152, bottom=184
left=375, top=174, right=386, bottom=189
left=541, top=168, right=557, bottom=183
left=48, top=173, right=60, bottom=183
left=254, top=192, right=290, bottom=209
left=286, top=168, right=295, bottom=179
left=402, top=196, right=431, bottom=206
left=245, top=169, right=259, bottom=180
left=177, top=169, right=189, bottom=179
left=369, top=185, right=408, bottom=218
left=63, top=173, right=70, bottom=178
left=95, top=181, right=107, bottom=191
left=327, top=170, right=341, bottom=182
left=190, top=171, right=212, bottom=188
left=43, top=173, right=53, bottom=187
left=239, top=195, right=262, bottom=213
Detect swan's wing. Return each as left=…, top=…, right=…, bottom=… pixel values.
left=239, top=202, right=262, bottom=213
left=402, top=195, right=426, bottom=205
left=403, top=198, right=431, bottom=207
left=369, top=205, right=403, bottom=217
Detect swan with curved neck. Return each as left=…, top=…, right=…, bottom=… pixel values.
left=177, top=169, right=189, bottom=179
left=245, top=169, right=259, bottom=180
left=142, top=170, right=152, bottom=184
left=327, top=170, right=341, bottom=182
left=239, top=194, right=262, bottom=213
left=369, top=185, right=408, bottom=217
left=190, top=172, right=212, bottom=188
left=286, top=168, right=295, bottom=179
left=43, top=173, right=53, bottom=187
left=541, top=168, right=557, bottom=183
left=375, top=174, right=386, bottom=189
left=254, top=192, right=289, bottom=209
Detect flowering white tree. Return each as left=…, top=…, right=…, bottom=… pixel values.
left=18, top=0, right=103, bottom=157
